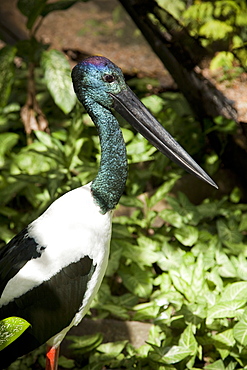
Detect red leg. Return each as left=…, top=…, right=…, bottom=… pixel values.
left=46, top=345, right=60, bottom=370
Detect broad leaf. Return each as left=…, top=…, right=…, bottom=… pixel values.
left=41, top=50, right=76, bottom=113
left=174, top=225, right=199, bottom=246
left=41, top=0, right=87, bottom=17
left=205, top=359, right=225, bottom=370
left=161, top=345, right=192, bottom=364
left=233, top=320, right=247, bottom=346
left=0, top=317, right=30, bottom=351
left=217, top=219, right=243, bottom=246
left=58, top=356, right=75, bottom=369
left=97, top=340, right=128, bottom=357
left=0, top=133, right=19, bottom=167
left=213, top=329, right=235, bottom=347
left=207, top=300, right=246, bottom=321
left=148, top=176, right=180, bottom=208
left=17, top=0, right=47, bottom=29
left=67, top=333, right=103, bottom=353
left=221, top=282, right=247, bottom=302
left=178, top=324, right=197, bottom=353
left=119, top=263, right=153, bottom=298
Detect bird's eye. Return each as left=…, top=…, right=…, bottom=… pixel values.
left=103, top=74, right=115, bottom=83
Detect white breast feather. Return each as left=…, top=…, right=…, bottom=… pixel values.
left=0, top=183, right=112, bottom=310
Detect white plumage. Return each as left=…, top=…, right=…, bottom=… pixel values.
left=0, top=183, right=112, bottom=320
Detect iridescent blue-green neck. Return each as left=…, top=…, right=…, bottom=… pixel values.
left=84, top=98, right=128, bottom=214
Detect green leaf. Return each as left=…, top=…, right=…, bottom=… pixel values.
left=191, top=253, right=206, bottom=296
left=41, top=50, right=76, bottom=113
left=141, top=95, right=164, bottom=114
left=58, top=356, right=75, bottom=369
left=106, top=240, right=123, bottom=276
left=0, top=46, right=17, bottom=108
left=119, top=194, right=143, bottom=208
left=178, top=324, right=197, bottom=353
left=169, top=268, right=195, bottom=302
left=213, top=329, right=235, bottom=347
left=161, top=345, right=192, bottom=364
left=159, top=209, right=184, bottom=228
left=221, top=282, right=247, bottom=302
left=119, top=263, right=153, bottom=298
left=0, top=133, right=19, bottom=166
left=0, top=317, right=30, bottom=351
left=217, top=219, right=243, bottom=246
left=133, top=301, right=160, bottom=321
left=216, top=251, right=237, bottom=278
left=205, top=359, right=225, bottom=370
left=100, top=304, right=129, bottom=320
left=122, top=242, right=158, bottom=267
left=207, top=300, right=246, bottom=321
left=199, top=20, right=233, bottom=40
left=210, top=52, right=234, bottom=70
left=233, top=320, right=247, bottom=346
left=41, top=0, right=84, bottom=17
left=148, top=176, right=180, bottom=208
left=121, top=127, right=134, bottom=144
left=239, top=213, right=247, bottom=232
left=112, top=293, right=138, bottom=309
left=97, top=340, right=128, bottom=357
left=67, top=333, right=103, bottom=353
left=17, top=0, right=47, bottom=29
left=0, top=181, right=27, bottom=206
left=174, top=225, right=199, bottom=247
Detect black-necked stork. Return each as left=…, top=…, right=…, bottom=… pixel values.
left=0, top=56, right=217, bottom=369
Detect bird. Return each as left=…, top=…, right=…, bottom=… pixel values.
left=0, top=56, right=217, bottom=370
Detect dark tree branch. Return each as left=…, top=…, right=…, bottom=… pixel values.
left=118, top=0, right=247, bottom=195
left=118, top=0, right=237, bottom=122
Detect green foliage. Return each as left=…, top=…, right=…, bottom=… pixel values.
left=0, top=1, right=246, bottom=369
left=182, top=0, right=247, bottom=71
left=41, top=50, right=76, bottom=114
left=0, top=46, right=17, bottom=108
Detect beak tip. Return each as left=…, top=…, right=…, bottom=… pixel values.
left=204, top=176, right=218, bottom=189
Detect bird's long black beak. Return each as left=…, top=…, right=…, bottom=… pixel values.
left=110, top=86, right=218, bottom=189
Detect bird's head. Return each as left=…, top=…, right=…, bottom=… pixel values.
left=72, top=56, right=218, bottom=189
left=72, top=56, right=126, bottom=108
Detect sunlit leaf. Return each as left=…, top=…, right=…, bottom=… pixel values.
left=119, top=263, right=153, bottom=298
left=221, top=282, right=247, bottom=302
left=141, top=95, right=164, bottom=115
left=213, top=328, right=235, bottom=347
left=205, top=359, right=225, bottom=370
left=199, top=20, right=233, bottom=40
left=233, top=320, right=247, bottom=346
left=41, top=50, right=76, bottom=113
left=174, top=225, right=199, bottom=246
left=0, top=317, right=30, bottom=351
left=207, top=300, right=246, bottom=321
left=178, top=324, right=197, bottom=353
left=161, top=345, right=192, bottom=364
left=97, top=340, right=128, bottom=357
left=148, top=176, right=180, bottom=208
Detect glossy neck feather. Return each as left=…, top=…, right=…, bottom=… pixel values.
left=83, top=96, right=128, bottom=214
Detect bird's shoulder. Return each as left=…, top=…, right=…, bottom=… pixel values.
left=0, top=227, right=43, bottom=296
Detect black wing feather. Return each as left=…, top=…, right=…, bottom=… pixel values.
left=0, top=255, right=96, bottom=368
left=0, top=227, right=42, bottom=296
